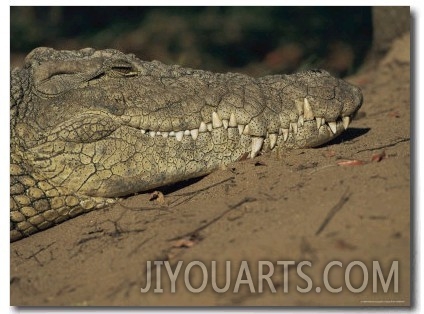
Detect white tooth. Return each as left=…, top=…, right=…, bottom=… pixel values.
left=278, top=128, right=283, bottom=135
left=207, top=123, right=213, bottom=132
left=199, top=121, right=207, bottom=132
left=212, top=112, right=222, bottom=128
left=149, top=131, right=156, bottom=137
left=238, top=125, right=244, bottom=135
left=229, top=113, right=237, bottom=127
left=282, top=128, right=289, bottom=142
left=303, top=98, right=314, bottom=120
left=175, top=131, right=184, bottom=141
left=298, top=115, right=304, bottom=127
left=190, top=129, right=199, bottom=140
left=290, top=122, right=298, bottom=134
left=342, top=116, right=350, bottom=130
left=140, top=129, right=146, bottom=134
left=316, top=117, right=322, bottom=129
left=328, top=121, right=337, bottom=134
left=169, top=131, right=175, bottom=136
left=250, top=137, right=264, bottom=159
left=184, top=130, right=190, bottom=136
left=269, top=133, right=277, bottom=149
left=322, top=117, right=325, bottom=126
left=222, top=119, right=228, bottom=129
left=162, top=132, right=169, bottom=138
left=243, top=124, right=250, bottom=135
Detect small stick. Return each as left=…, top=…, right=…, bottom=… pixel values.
left=315, top=189, right=351, bottom=236
left=167, top=197, right=257, bottom=241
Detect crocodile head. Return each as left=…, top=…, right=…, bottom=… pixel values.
left=11, top=47, right=362, bottom=199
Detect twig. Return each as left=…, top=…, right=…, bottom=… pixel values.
left=308, top=164, right=337, bottom=175
left=168, top=176, right=235, bottom=208
left=167, top=197, right=257, bottom=241
left=315, top=189, right=351, bottom=236
left=355, top=138, right=409, bottom=153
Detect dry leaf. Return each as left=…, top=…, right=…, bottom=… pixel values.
left=173, top=238, right=196, bottom=248
left=371, top=150, right=386, bottom=162
left=149, top=191, right=166, bottom=204
left=337, top=159, right=366, bottom=166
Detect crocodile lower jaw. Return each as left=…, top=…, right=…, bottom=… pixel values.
left=122, top=97, right=352, bottom=158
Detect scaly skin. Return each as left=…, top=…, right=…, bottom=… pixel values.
left=10, top=47, right=363, bottom=241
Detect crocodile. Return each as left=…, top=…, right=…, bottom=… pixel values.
left=10, top=47, right=363, bottom=242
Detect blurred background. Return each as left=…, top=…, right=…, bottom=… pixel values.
left=10, top=7, right=381, bottom=77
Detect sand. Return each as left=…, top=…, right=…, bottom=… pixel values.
left=10, top=33, right=410, bottom=306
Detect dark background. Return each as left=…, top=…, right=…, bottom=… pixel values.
left=10, top=7, right=373, bottom=77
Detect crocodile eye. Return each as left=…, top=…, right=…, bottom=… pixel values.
left=107, top=60, right=137, bottom=77
left=112, top=66, right=132, bottom=74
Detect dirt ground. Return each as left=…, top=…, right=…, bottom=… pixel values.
left=10, top=32, right=410, bottom=307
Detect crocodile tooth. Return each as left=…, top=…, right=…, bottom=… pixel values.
left=184, top=130, right=190, bottom=136
left=162, top=132, right=169, bottom=138
left=229, top=113, right=237, bottom=127
left=207, top=123, right=213, bottom=132
left=328, top=121, right=337, bottom=134
left=298, top=115, right=304, bottom=127
left=169, top=131, right=175, bottom=136
left=282, top=128, right=289, bottom=141
left=222, top=119, right=229, bottom=129
left=278, top=128, right=283, bottom=135
left=140, top=129, right=146, bottom=134
left=212, top=112, right=222, bottom=128
left=243, top=124, right=250, bottom=135
left=190, top=129, right=199, bottom=140
left=269, top=133, right=277, bottom=149
left=238, top=125, right=244, bottom=135
left=175, top=131, right=184, bottom=141
left=322, top=117, right=325, bottom=126
left=156, top=131, right=161, bottom=136
left=250, top=137, right=264, bottom=158
left=149, top=131, right=156, bottom=137
left=316, top=117, right=322, bottom=129
left=290, top=122, right=298, bottom=134
left=199, top=121, right=207, bottom=132
left=303, top=98, right=314, bottom=120
left=342, top=116, right=350, bottom=130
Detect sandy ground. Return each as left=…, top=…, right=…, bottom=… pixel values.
left=10, top=33, right=410, bottom=306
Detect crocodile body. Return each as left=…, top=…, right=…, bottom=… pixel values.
left=10, top=47, right=363, bottom=241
